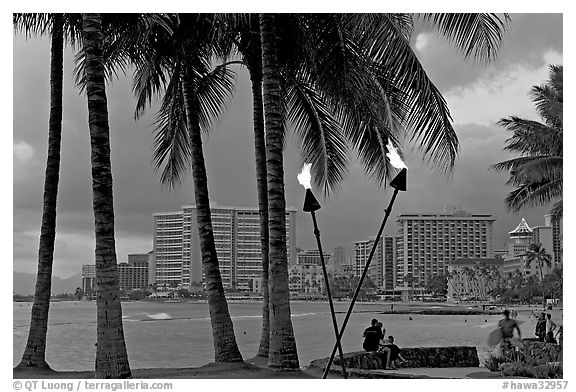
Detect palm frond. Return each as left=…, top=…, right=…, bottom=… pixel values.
left=13, top=13, right=51, bottom=37
left=298, top=15, right=405, bottom=185
left=196, top=62, right=236, bottom=134
left=350, top=14, right=459, bottom=174
left=151, top=70, right=191, bottom=189
left=285, top=73, right=350, bottom=196
left=420, top=13, right=510, bottom=62
left=504, top=178, right=562, bottom=213
left=497, top=117, right=561, bottom=156
left=550, top=200, right=563, bottom=223
left=529, top=65, right=563, bottom=129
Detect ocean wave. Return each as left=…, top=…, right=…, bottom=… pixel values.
left=145, top=313, right=172, bottom=320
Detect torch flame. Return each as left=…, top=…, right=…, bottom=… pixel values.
left=297, top=163, right=312, bottom=189
left=386, top=140, right=407, bottom=170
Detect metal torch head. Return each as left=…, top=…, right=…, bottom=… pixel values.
left=303, top=188, right=322, bottom=212
left=390, top=168, right=407, bottom=191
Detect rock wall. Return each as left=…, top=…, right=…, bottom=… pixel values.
left=333, top=346, right=479, bottom=369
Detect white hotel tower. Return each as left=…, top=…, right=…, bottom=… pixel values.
left=396, top=208, right=496, bottom=290
left=152, top=203, right=297, bottom=290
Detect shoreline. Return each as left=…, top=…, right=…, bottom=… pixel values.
left=13, top=357, right=320, bottom=379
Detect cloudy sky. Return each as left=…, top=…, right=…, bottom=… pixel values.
left=13, top=14, right=563, bottom=279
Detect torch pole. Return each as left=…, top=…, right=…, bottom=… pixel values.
left=322, top=188, right=399, bottom=379
left=310, top=211, right=348, bottom=378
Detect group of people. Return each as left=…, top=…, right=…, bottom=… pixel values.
left=535, top=312, right=561, bottom=344
left=499, top=308, right=562, bottom=349
left=362, top=318, right=406, bottom=370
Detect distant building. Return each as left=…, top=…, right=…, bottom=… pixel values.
left=544, top=214, right=562, bottom=265
left=288, top=263, right=324, bottom=295
left=502, top=218, right=533, bottom=277
left=333, top=246, right=346, bottom=274
left=383, top=236, right=398, bottom=291
left=396, top=208, right=496, bottom=291
left=354, top=238, right=383, bottom=289
left=340, top=261, right=356, bottom=276
left=494, top=248, right=507, bottom=260
left=297, top=249, right=331, bottom=267
left=249, top=277, right=263, bottom=293
left=153, top=203, right=297, bottom=290
left=118, top=253, right=150, bottom=291
left=503, top=217, right=558, bottom=279
left=81, top=264, right=96, bottom=295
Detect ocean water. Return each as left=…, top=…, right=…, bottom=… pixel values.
left=13, top=300, right=529, bottom=371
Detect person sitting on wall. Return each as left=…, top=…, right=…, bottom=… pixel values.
left=362, top=318, right=384, bottom=352
left=380, top=336, right=406, bottom=370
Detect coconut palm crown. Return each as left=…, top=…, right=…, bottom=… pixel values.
left=493, top=64, right=563, bottom=221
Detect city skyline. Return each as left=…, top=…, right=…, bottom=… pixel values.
left=13, top=14, right=563, bottom=279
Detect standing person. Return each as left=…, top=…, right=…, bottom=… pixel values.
left=362, top=318, right=383, bottom=352
left=498, top=310, right=521, bottom=360
left=545, top=313, right=557, bottom=343
left=535, top=312, right=547, bottom=342
left=555, top=324, right=563, bottom=346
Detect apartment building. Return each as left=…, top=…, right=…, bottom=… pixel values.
left=354, top=238, right=384, bottom=289
left=297, top=249, right=332, bottom=268
left=153, top=203, right=297, bottom=290
left=333, top=246, right=346, bottom=275
left=81, top=264, right=96, bottom=294
left=117, top=253, right=150, bottom=291
left=383, top=236, right=398, bottom=291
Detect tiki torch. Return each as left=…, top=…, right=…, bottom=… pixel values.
left=298, top=163, right=348, bottom=378
left=322, top=141, right=407, bottom=379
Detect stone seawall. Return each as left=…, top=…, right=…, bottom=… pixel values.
left=330, top=346, right=479, bottom=370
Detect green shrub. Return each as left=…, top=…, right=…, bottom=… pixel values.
left=482, top=348, right=508, bottom=372
left=531, top=363, right=563, bottom=379
left=500, top=361, right=533, bottom=378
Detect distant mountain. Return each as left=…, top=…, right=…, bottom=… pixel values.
left=13, top=272, right=82, bottom=296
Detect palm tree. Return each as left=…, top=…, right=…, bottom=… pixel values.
left=81, top=13, right=131, bottom=378
left=524, top=242, right=552, bottom=286
left=14, top=13, right=65, bottom=371
left=230, top=15, right=272, bottom=357
left=259, top=13, right=300, bottom=369
left=257, top=12, right=510, bottom=368
left=446, top=270, right=462, bottom=302
left=14, top=13, right=84, bottom=371
left=125, top=14, right=243, bottom=363
left=492, top=65, right=563, bottom=221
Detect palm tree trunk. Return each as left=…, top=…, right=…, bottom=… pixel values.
left=259, top=13, right=299, bottom=370
left=17, top=14, right=64, bottom=370
left=247, top=64, right=271, bottom=358
left=81, top=13, right=131, bottom=379
left=181, top=72, right=243, bottom=362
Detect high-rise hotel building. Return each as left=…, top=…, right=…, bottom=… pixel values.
left=396, top=209, right=495, bottom=289
left=354, top=238, right=384, bottom=289
left=153, top=203, right=297, bottom=290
